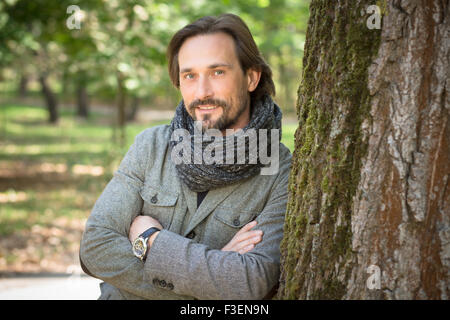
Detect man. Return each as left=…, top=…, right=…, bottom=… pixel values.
left=80, top=13, right=292, bottom=300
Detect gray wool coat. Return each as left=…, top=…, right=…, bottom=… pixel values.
left=79, top=124, right=292, bottom=300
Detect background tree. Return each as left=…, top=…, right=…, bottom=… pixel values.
left=0, top=0, right=310, bottom=122
left=1, top=0, right=78, bottom=123
left=277, top=0, right=449, bottom=299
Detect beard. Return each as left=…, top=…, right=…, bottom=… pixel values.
left=187, top=88, right=249, bottom=131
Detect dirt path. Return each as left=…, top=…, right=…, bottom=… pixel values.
left=0, top=272, right=101, bottom=299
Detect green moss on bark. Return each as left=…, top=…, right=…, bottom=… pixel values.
left=277, top=0, right=381, bottom=299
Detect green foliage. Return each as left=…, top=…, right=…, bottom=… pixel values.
left=281, top=122, right=296, bottom=152
left=0, top=0, right=310, bottom=113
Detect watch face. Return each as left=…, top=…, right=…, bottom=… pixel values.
left=132, top=237, right=147, bottom=259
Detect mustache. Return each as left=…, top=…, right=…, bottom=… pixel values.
left=187, top=98, right=229, bottom=111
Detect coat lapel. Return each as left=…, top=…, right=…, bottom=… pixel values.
left=181, top=179, right=243, bottom=237
left=179, top=179, right=197, bottom=223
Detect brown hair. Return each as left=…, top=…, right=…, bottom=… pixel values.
left=167, top=13, right=275, bottom=101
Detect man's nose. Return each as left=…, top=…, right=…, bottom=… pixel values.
left=195, top=75, right=213, bottom=101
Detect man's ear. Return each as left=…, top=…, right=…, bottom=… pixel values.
left=246, top=68, right=262, bottom=93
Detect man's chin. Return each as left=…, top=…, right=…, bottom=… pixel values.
left=195, top=115, right=220, bottom=130
left=192, top=111, right=231, bottom=130
left=200, top=120, right=219, bottom=131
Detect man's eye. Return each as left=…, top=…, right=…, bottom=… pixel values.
left=214, top=70, right=224, bottom=76
left=184, top=74, right=194, bottom=80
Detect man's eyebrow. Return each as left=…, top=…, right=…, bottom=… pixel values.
left=208, top=63, right=232, bottom=69
left=179, top=63, right=232, bottom=73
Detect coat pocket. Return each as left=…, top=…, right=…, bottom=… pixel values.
left=139, top=184, right=178, bottom=229
left=207, top=206, right=258, bottom=249
left=213, top=206, right=257, bottom=228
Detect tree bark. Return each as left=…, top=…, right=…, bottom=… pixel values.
left=76, top=81, right=89, bottom=118
left=39, top=73, right=58, bottom=123
left=277, top=0, right=449, bottom=300
left=18, top=74, right=28, bottom=98
left=126, top=96, right=139, bottom=122
left=116, top=71, right=127, bottom=147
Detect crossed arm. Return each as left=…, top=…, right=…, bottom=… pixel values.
left=80, top=172, right=285, bottom=299
left=81, top=193, right=283, bottom=299
left=129, top=215, right=263, bottom=256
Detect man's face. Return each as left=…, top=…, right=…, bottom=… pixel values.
left=178, top=32, right=259, bottom=131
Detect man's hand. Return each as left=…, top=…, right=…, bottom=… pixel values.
left=221, top=220, right=263, bottom=254
left=128, top=215, right=163, bottom=245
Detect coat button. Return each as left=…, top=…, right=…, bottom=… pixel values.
left=233, top=218, right=240, bottom=226
left=151, top=195, right=158, bottom=203
left=167, top=283, right=174, bottom=290
left=187, top=231, right=196, bottom=239
left=159, top=280, right=167, bottom=288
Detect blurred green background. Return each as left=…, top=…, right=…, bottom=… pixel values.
left=0, top=0, right=309, bottom=273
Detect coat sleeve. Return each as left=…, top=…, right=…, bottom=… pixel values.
left=143, top=159, right=291, bottom=300
left=79, top=128, right=184, bottom=299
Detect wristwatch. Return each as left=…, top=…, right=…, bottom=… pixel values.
left=132, top=227, right=161, bottom=261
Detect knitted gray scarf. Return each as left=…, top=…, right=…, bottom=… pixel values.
left=169, top=94, right=282, bottom=192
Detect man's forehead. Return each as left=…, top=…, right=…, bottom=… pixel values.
left=178, top=32, right=237, bottom=70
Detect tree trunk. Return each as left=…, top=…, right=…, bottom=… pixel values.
left=126, top=96, right=139, bottom=122
left=277, top=0, right=449, bottom=300
left=76, top=81, right=89, bottom=118
left=116, top=72, right=127, bottom=147
left=18, top=74, right=29, bottom=98
left=39, top=73, right=58, bottom=123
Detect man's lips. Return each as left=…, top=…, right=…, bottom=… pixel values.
left=196, top=105, right=220, bottom=112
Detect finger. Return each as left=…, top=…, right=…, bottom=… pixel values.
left=222, top=234, right=257, bottom=252
left=236, top=220, right=258, bottom=235
left=244, top=220, right=258, bottom=229
left=225, top=230, right=262, bottom=251
left=238, top=244, right=255, bottom=254
left=235, top=235, right=262, bottom=251
left=233, top=229, right=263, bottom=243
left=221, top=222, right=262, bottom=252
